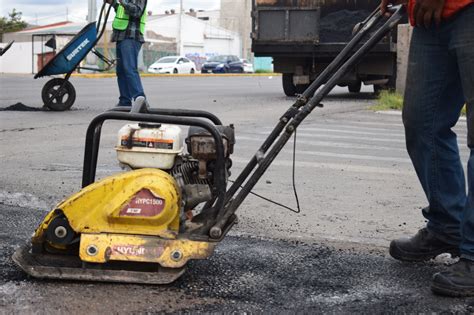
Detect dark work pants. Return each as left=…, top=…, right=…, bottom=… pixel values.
left=116, top=39, right=145, bottom=106
left=403, top=5, right=474, bottom=258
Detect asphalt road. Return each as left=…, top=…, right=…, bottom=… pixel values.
left=0, top=75, right=471, bottom=313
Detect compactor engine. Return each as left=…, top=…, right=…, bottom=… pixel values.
left=116, top=123, right=235, bottom=229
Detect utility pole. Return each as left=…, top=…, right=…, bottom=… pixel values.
left=87, top=0, right=98, bottom=23
left=178, top=0, right=184, bottom=55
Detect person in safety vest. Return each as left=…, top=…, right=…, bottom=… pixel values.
left=382, top=0, right=474, bottom=296
left=105, top=0, right=147, bottom=107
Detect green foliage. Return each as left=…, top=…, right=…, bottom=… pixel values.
left=371, top=90, right=467, bottom=116
left=255, top=69, right=273, bottom=74
left=0, top=9, right=27, bottom=38
left=371, top=90, right=404, bottom=111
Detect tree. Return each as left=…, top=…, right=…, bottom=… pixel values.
left=0, top=9, right=28, bottom=41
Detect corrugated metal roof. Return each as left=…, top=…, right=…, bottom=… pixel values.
left=17, top=21, right=86, bottom=34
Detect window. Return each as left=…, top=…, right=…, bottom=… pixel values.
left=208, top=56, right=227, bottom=62
left=158, top=57, right=178, bottom=63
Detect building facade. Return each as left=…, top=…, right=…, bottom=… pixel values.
left=220, top=0, right=252, bottom=60
left=0, top=13, right=242, bottom=74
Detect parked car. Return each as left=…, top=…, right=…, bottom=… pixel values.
left=241, top=59, right=254, bottom=73
left=148, top=56, right=196, bottom=74
left=201, top=55, right=244, bottom=74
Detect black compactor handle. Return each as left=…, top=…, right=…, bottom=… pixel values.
left=210, top=5, right=406, bottom=240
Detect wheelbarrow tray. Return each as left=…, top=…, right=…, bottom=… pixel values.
left=35, top=22, right=98, bottom=79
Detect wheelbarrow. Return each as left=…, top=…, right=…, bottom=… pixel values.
left=0, top=41, right=14, bottom=57
left=35, top=3, right=115, bottom=111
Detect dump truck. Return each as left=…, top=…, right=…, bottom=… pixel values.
left=251, top=0, right=399, bottom=95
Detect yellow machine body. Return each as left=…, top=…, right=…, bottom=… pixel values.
left=35, top=168, right=181, bottom=239
left=29, top=168, right=215, bottom=269
left=78, top=233, right=213, bottom=268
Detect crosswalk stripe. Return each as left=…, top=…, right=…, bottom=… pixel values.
left=240, top=131, right=407, bottom=144
left=290, top=149, right=410, bottom=163
left=231, top=157, right=413, bottom=175
left=233, top=147, right=410, bottom=164
left=237, top=135, right=406, bottom=152
left=315, top=118, right=467, bottom=128
left=299, top=124, right=403, bottom=133
left=254, top=127, right=467, bottom=141
left=262, top=126, right=405, bottom=137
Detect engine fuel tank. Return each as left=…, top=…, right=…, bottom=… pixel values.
left=116, top=123, right=184, bottom=170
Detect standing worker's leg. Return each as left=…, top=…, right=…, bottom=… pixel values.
left=463, top=104, right=474, bottom=254
left=390, top=23, right=467, bottom=261
left=432, top=6, right=474, bottom=296
left=456, top=7, right=474, bottom=258
left=116, top=40, right=132, bottom=106
left=117, top=39, right=145, bottom=102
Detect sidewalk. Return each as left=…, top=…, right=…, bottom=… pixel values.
left=72, top=72, right=281, bottom=79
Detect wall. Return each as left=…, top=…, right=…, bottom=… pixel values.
left=148, top=15, right=206, bottom=49
left=0, top=41, right=50, bottom=74
left=195, top=10, right=221, bottom=27
left=147, top=14, right=242, bottom=69
left=220, top=0, right=252, bottom=60
left=0, top=14, right=242, bottom=74
left=254, top=57, right=274, bottom=72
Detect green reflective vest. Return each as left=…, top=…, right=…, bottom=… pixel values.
left=112, top=3, right=147, bottom=35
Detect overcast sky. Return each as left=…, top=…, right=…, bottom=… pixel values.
left=1, top=0, right=220, bottom=25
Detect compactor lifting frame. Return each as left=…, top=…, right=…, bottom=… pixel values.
left=13, top=6, right=405, bottom=284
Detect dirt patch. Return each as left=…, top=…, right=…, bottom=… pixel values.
left=1, top=103, right=45, bottom=112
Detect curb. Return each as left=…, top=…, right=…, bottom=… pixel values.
left=71, top=73, right=281, bottom=79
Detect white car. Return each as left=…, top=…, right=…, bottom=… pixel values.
left=148, top=56, right=196, bottom=74
left=241, top=59, right=254, bottom=73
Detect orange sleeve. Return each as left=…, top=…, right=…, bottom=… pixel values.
left=443, top=0, right=474, bottom=18
left=408, top=0, right=474, bottom=26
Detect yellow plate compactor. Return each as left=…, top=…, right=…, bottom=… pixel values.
left=13, top=6, right=404, bottom=284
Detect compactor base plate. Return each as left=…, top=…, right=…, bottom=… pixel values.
left=13, top=244, right=186, bottom=285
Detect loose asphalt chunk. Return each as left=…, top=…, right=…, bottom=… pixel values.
left=0, top=103, right=45, bottom=111
left=0, top=204, right=470, bottom=313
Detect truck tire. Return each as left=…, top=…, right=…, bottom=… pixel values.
left=348, top=81, right=362, bottom=93
left=282, top=73, right=297, bottom=96
left=296, top=84, right=310, bottom=95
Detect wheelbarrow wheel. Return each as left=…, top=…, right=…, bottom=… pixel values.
left=42, top=78, right=76, bottom=111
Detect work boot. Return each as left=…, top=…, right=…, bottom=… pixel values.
left=389, top=228, right=459, bottom=262
left=432, top=259, right=474, bottom=297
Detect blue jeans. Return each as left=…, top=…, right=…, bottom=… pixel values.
left=116, top=39, right=145, bottom=106
left=403, top=5, right=474, bottom=258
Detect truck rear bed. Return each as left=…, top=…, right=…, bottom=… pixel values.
left=252, top=0, right=400, bottom=95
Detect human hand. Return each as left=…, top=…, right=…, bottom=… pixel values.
left=413, top=0, right=445, bottom=27
left=381, top=0, right=408, bottom=16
